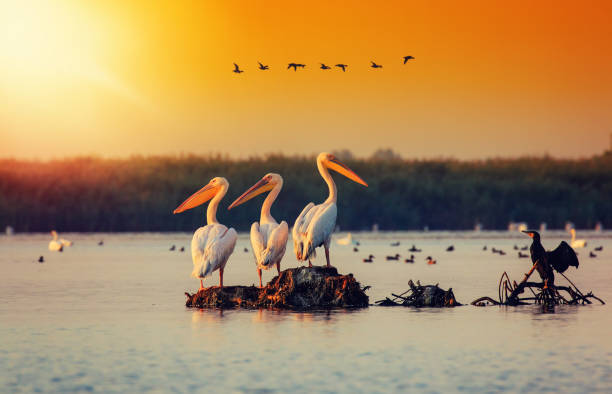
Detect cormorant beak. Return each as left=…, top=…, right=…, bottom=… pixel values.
left=521, top=230, right=534, bottom=238
left=173, top=182, right=220, bottom=214
left=326, top=156, right=368, bottom=187
left=228, top=177, right=274, bottom=210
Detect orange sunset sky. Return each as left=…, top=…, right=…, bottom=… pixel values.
left=1, top=0, right=611, bottom=159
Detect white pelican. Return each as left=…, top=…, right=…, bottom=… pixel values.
left=293, top=152, right=368, bottom=267
left=228, top=173, right=288, bottom=288
left=569, top=228, right=587, bottom=248
left=48, top=231, right=63, bottom=252
left=173, top=177, right=237, bottom=290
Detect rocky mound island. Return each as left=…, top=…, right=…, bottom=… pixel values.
left=185, top=265, right=369, bottom=310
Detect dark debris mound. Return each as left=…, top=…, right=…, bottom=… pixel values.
left=375, top=280, right=461, bottom=307
left=185, top=266, right=369, bottom=310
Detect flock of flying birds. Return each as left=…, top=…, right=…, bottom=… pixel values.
left=232, top=56, right=415, bottom=73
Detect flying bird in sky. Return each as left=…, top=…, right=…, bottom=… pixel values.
left=403, top=56, right=415, bottom=64
left=320, top=63, right=331, bottom=70
left=370, top=61, right=382, bottom=68
left=288, top=63, right=306, bottom=71
left=233, top=63, right=244, bottom=73
left=335, top=64, right=348, bottom=72
left=257, top=62, right=269, bottom=70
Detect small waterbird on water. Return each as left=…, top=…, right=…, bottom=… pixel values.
left=363, top=254, right=374, bottom=263
left=180, top=246, right=185, bottom=252
left=569, top=229, right=587, bottom=248
left=409, top=245, right=421, bottom=252
left=38, top=256, right=44, bottom=263
left=446, top=245, right=454, bottom=252
left=589, top=251, right=597, bottom=258
left=48, top=231, right=64, bottom=252
left=426, top=256, right=436, bottom=264
left=293, top=153, right=368, bottom=268
left=518, top=251, right=529, bottom=259
left=594, top=246, right=603, bottom=251
left=386, top=254, right=400, bottom=261
left=228, top=173, right=288, bottom=288
left=483, top=245, right=487, bottom=251
left=174, top=177, right=238, bottom=290
left=404, top=255, right=415, bottom=263
left=390, top=241, right=400, bottom=247
left=170, top=245, right=176, bottom=251
left=98, top=240, right=104, bottom=246
left=353, top=247, right=359, bottom=252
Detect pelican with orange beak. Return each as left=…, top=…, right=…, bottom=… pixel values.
left=228, top=173, right=288, bottom=288
left=293, top=152, right=368, bottom=267
left=173, top=177, right=237, bottom=290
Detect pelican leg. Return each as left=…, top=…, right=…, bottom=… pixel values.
left=199, top=279, right=204, bottom=291
left=258, top=268, right=263, bottom=288
left=276, top=262, right=281, bottom=275
left=219, top=267, right=224, bottom=289
left=325, top=245, right=331, bottom=267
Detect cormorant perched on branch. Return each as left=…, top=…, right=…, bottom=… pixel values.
left=522, top=230, right=579, bottom=287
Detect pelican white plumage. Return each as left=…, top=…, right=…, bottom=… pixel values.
left=48, top=230, right=64, bottom=252
left=293, top=152, right=368, bottom=267
left=173, top=177, right=237, bottom=290
left=569, top=228, right=587, bottom=248
left=228, top=173, right=288, bottom=288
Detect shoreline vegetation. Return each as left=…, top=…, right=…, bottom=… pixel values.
left=1, top=150, right=611, bottom=232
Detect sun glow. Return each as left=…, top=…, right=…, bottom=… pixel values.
left=0, top=0, right=149, bottom=145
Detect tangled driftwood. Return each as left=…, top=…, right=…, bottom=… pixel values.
left=375, top=280, right=461, bottom=307
left=185, top=266, right=369, bottom=310
left=471, top=261, right=605, bottom=307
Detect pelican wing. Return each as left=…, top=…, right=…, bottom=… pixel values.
left=262, top=221, right=288, bottom=267
left=305, top=202, right=337, bottom=252
left=191, top=224, right=237, bottom=278
left=250, top=222, right=266, bottom=264
left=293, top=202, right=315, bottom=259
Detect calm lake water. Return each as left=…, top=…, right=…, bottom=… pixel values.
left=1, top=231, right=611, bottom=393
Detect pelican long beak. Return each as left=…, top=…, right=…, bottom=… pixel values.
left=173, top=183, right=220, bottom=214
left=228, top=178, right=274, bottom=210
left=327, top=157, right=368, bottom=187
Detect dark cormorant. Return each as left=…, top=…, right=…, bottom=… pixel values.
left=390, top=241, right=400, bottom=247
left=335, top=64, right=348, bottom=72
left=370, top=61, right=382, bottom=68
left=483, top=245, right=487, bottom=251
left=518, top=251, right=529, bottom=259
left=404, top=254, right=415, bottom=263
left=353, top=247, right=359, bottom=252
left=403, top=55, right=415, bottom=64
left=386, top=254, right=400, bottom=261
left=409, top=245, right=421, bottom=252
left=244, top=247, right=249, bottom=253
left=363, top=256, right=373, bottom=263
left=180, top=246, right=185, bottom=252
left=446, top=245, right=454, bottom=252
left=170, top=245, right=176, bottom=251
left=320, top=63, right=331, bottom=70
left=288, top=63, right=305, bottom=71
left=233, top=63, right=244, bottom=73
left=590, top=251, right=597, bottom=258
left=257, top=62, right=269, bottom=70
left=522, top=230, right=579, bottom=287
left=594, top=246, right=603, bottom=251
left=38, top=256, right=44, bottom=263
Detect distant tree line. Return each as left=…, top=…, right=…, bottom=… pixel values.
left=0, top=151, right=611, bottom=233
